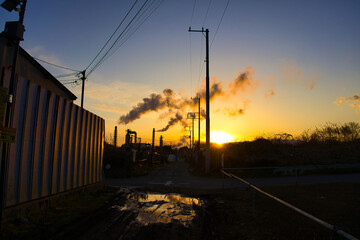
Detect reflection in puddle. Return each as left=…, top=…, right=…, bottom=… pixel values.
left=120, top=191, right=203, bottom=227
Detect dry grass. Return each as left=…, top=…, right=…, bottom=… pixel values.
left=205, top=182, right=360, bottom=239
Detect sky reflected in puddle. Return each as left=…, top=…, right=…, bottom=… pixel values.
left=119, top=191, right=203, bottom=227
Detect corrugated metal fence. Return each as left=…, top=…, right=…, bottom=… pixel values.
left=1, top=71, right=105, bottom=208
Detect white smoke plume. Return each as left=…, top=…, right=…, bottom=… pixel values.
left=119, top=67, right=259, bottom=131
left=157, top=112, right=186, bottom=132
left=334, top=95, right=360, bottom=114
left=229, top=67, right=261, bottom=94
left=172, top=135, right=189, bottom=148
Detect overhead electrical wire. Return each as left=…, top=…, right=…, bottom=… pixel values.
left=202, top=0, right=212, bottom=26
left=85, top=0, right=140, bottom=71
left=86, top=0, right=168, bottom=78
left=55, top=72, right=80, bottom=78
left=96, top=0, right=166, bottom=69
left=86, top=0, right=150, bottom=77
left=197, top=32, right=204, bottom=85
left=190, top=0, right=197, bottom=26
left=110, top=0, right=166, bottom=56
left=33, top=57, right=81, bottom=72
left=60, top=78, right=80, bottom=82
left=63, top=80, right=80, bottom=85
left=189, top=32, right=193, bottom=98
left=193, top=0, right=231, bottom=86
left=210, top=0, right=230, bottom=47
left=33, top=57, right=83, bottom=88
left=30, top=1, right=166, bottom=91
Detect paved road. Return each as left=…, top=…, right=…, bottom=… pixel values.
left=105, top=160, right=360, bottom=189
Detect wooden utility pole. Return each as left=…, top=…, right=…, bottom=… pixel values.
left=113, top=126, right=117, bottom=147
left=150, top=128, right=155, bottom=165
left=81, top=70, right=86, bottom=108
left=0, top=0, right=27, bottom=229
left=188, top=27, right=210, bottom=172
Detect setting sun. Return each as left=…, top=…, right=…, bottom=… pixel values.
left=210, top=131, right=235, bottom=145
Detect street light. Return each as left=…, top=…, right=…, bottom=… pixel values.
left=0, top=0, right=27, bottom=230
left=1, top=0, right=21, bottom=12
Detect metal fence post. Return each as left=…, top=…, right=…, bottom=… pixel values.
left=252, top=188, right=256, bottom=217
left=221, top=153, right=224, bottom=191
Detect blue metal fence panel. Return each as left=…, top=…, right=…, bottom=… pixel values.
left=32, top=88, right=49, bottom=199
left=65, top=103, right=73, bottom=190
left=44, top=94, right=57, bottom=198
left=61, top=101, right=71, bottom=192
left=52, top=97, right=65, bottom=194
left=1, top=70, right=104, bottom=208
left=85, top=113, right=92, bottom=186
left=20, top=83, right=39, bottom=203
left=69, top=105, right=78, bottom=190
left=6, top=77, right=28, bottom=206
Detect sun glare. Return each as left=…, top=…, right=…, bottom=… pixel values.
left=210, top=131, right=235, bottom=145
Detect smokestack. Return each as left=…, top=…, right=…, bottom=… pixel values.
left=125, top=129, right=130, bottom=145
left=160, top=135, right=163, bottom=153
left=150, top=128, right=155, bottom=165
left=114, top=126, right=117, bottom=147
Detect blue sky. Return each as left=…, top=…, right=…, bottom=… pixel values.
left=1, top=0, right=359, bottom=145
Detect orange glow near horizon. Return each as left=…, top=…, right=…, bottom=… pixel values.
left=210, top=131, right=235, bottom=145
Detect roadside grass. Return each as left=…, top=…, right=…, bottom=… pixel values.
left=206, top=182, right=360, bottom=239
left=1, top=181, right=358, bottom=239
left=225, top=165, right=360, bottom=178
left=0, top=186, right=119, bottom=240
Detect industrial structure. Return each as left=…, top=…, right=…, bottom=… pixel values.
left=125, top=129, right=138, bottom=147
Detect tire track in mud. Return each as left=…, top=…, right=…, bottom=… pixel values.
left=51, top=188, right=211, bottom=240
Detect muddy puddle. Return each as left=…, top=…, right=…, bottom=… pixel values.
left=114, top=189, right=204, bottom=227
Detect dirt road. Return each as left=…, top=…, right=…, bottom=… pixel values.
left=105, top=160, right=360, bottom=189
left=52, top=161, right=359, bottom=240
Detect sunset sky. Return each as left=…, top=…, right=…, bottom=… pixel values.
left=1, top=0, right=359, bottom=146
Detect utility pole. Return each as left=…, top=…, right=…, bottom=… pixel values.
left=150, top=128, right=155, bottom=166
left=0, top=0, right=28, bottom=229
left=0, top=0, right=27, bottom=229
left=80, top=70, right=86, bottom=108
left=187, top=112, right=195, bottom=150
left=192, top=97, right=200, bottom=151
left=192, top=97, right=201, bottom=163
left=186, top=125, right=192, bottom=149
left=188, top=27, right=210, bottom=173
left=113, top=126, right=117, bottom=147
left=198, top=97, right=200, bottom=151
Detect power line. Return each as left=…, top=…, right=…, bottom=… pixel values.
left=55, top=72, right=80, bottom=78
left=189, top=32, right=193, bottom=98
left=85, top=0, right=140, bottom=71
left=116, top=0, right=166, bottom=51
left=96, top=0, right=165, bottom=69
left=202, top=0, right=212, bottom=26
left=33, top=57, right=81, bottom=72
left=211, top=0, right=230, bottom=47
left=194, top=0, right=230, bottom=84
left=86, top=0, right=151, bottom=77
left=61, top=79, right=80, bottom=83
left=63, top=80, right=80, bottom=85
left=87, top=0, right=166, bottom=78
left=189, top=0, right=197, bottom=26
